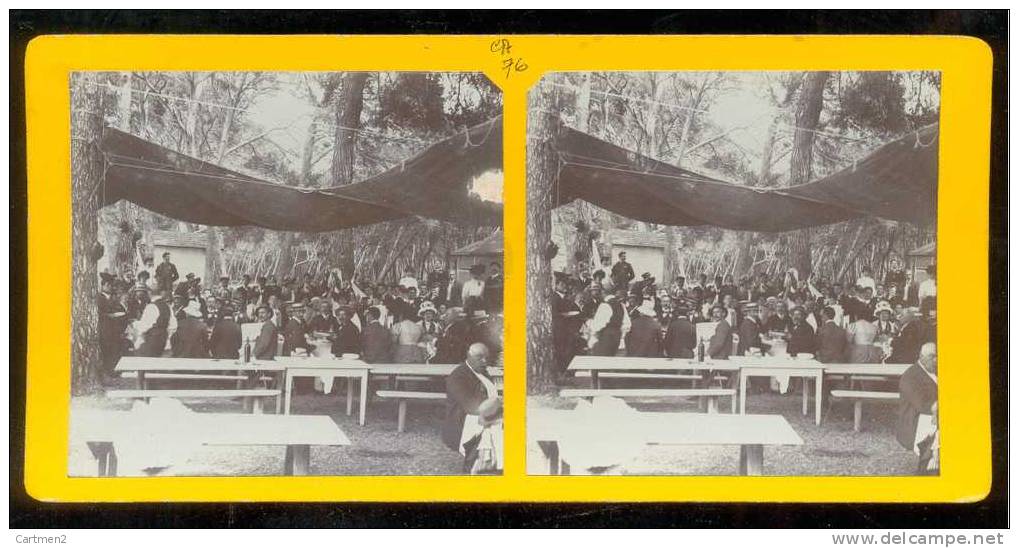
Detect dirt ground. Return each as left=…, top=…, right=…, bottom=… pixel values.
left=526, top=382, right=918, bottom=476
left=68, top=377, right=465, bottom=477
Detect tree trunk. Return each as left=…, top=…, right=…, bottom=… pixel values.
left=786, top=71, right=829, bottom=280
left=527, top=83, right=561, bottom=394
left=734, top=118, right=779, bottom=278
left=70, top=73, right=106, bottom=394
left=330, top=72, right=369, bottom=186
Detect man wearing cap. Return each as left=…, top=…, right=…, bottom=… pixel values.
left=551, top=271, right=582, bottom=374
left=282, top=302, right=313, bottom=357
left=154, top=251, right=179, bottom=292
left=98, top=272, right=128, bottom=378
left=171, top=301, right=210, bottom=358
left=253, top=305, right=280, bottom=360
left=736, top=301, right=763, bottom=356
left=209, top=303, right=243, bottom=360
left=610, top=251, right=635, bottom=292
left=589, top=288, right=630, bottom=357
left=331, top=307, right=361, bottom=357
left=214, top=276, right=232, bottom=301
left=136, top=288, right=176, bottom=357
left=175, top=272, right=196, bottom=297
left=625, top=299, right=663, bottom=357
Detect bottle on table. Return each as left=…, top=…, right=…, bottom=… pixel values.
left=243, top=337, right=252, bottom=363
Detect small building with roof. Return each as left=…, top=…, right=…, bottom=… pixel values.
left=450, top=229, right=502, bottom=283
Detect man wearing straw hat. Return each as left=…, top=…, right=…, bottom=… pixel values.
left=252, top=304, right=280, bottom=361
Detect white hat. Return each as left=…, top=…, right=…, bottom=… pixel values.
left=418, top=300, right=437, bottom=316
left=637, top=299, right=657, bottom=317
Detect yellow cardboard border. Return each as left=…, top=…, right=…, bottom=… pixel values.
left=24, top=35, right=993, bottom=502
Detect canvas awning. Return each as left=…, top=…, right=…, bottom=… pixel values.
left=554, top=123, right=938, bottom=232
left=100, top=116, right=503, bottom=232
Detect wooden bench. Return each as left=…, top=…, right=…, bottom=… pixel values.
left=830, top=389, right=900, bottom=432
left=106, top=389, right=282, bottom=414
left=119, top=371, right=277, bottom=386
left=374, top=390, right=446, bottom=432
left=559, top=388, right=737, bottom=414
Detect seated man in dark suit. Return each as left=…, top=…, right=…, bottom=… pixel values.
left=331, top=306, right=361, bottom=357
left=359, top=306, right=392, bottom=363
left=209, top=303, right=242, bottom=359
left=442, top=343, right=501, bottom=474
left=171, top=301, right=210, bottom=358
left=282, top=302, right=313, bottom=356
left=253, top=305, right=280, bottom=360
left=736, top=301, right=763, bottom=356
left=786, top=306, right=816, bottom=357
left=814, top=306, right=847, bottom=363
left=897, top=342, right=938, bottom=475
left=663, top=302, right=696, bottom=359
left=625, top=300, right=662, bottom=357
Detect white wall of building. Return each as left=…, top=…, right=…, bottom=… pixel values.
left=154, top=245, right=207, bottom=283
left=612, top=244, right=664, bottom=283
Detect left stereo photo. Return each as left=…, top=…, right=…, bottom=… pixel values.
left=69, top=71, right=504, bottom=477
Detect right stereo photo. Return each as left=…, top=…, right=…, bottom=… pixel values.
left=525, top=71, right=940, bottom=477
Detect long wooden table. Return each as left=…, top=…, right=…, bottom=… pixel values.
left=115, top=357, right=288, bottom=412
left=567, top=355, right=739, bottom=389
left=72, top=409, right=350, bottom=476
left=528, top=408, right=803, bottom=475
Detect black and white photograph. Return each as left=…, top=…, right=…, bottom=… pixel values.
left=69, top=71, right=504, bottom=476
left=525, top=71, right=940, bottom=476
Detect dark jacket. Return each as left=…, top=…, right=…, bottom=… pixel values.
left=896, top=364, right=938, bottom=451
left=282, top=317, right=312, bottom=356
left=736, top=316, right=763, bottom=356
left=155, top=261, right=179, bottom=291
left=764, top=313, right=790, bottom=334
left=308, top=313, right=339, bottom=334
left=253, top=320, right=279, bottom=360
left=331, top=321, right=361, bottom=356
left=889, top=318, right=924, bottom=364
left=707, top=319, right=732, bottom=359
left=814, top=320, right=847, bottom=363
left=787, top=321, right=816, bottom=356
left=209, top=318, right=242, bottom=359
left=171, top=317, right=210, bottom=358
left=610, top=260, right=635, bottom=290
left=664, top=316, right=696, bottom=359
left=360, top=321, right=392, bottom=364
left=625, top=314, right=662, bottom=357
left=442, top=363, right=492, bottom=451
left=434, top=319, right=472, bottom=365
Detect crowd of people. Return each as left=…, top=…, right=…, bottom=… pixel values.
left=97, top=251, right=505, bottom=381
left=550, top=250, right=938, bottom=379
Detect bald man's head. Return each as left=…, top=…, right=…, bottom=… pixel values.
left=466, top=342, right=490, bottom=372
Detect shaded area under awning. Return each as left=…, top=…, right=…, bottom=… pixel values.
left=100, top=116, right=504, bottom=232
left=554, top=123, right=938, bottom=232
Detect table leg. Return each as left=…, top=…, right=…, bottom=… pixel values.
left=359, top=371, right=368, bottom=427
left=739, top=444, right=764, bottom=476
left=853, top=400, right=863, bottom=432
left=815, top=372, right=823, bottom=426
left=706, top=395, right=718, bottom=414
left=739, top=371, right=748, bottom=415
left=275, top=371, right=284, bottom=414
left=802, top=376, right=809, bottom=416
left=537, top=441, right=560, bottom=475
left=591, top=370, right=600, bottom=389
left=138, top=371, right=146, bottom=390
left=284, top=445, right=311, bottom=476
left=284, top=372, right=294, bottom=415
left=251, top=396, right=264, bottom=415
left=346, top=376, right=354, bottom=416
